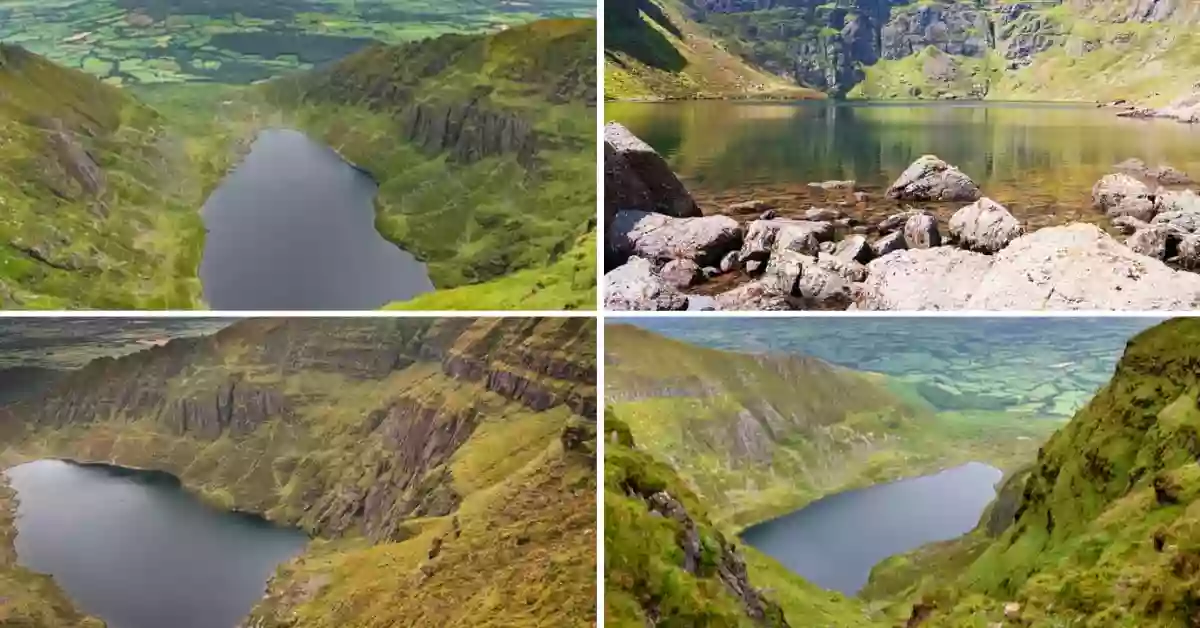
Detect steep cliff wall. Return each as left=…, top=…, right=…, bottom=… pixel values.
left=614, top=0, right=1200, bottom=102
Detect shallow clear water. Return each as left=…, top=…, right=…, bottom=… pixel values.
left=607, top=101, right=1200, bottom=229
left=200, top=128, right=433, bottom=310
left=6, top=460, right=307, bottom=628
left=740, top=462, right=1002, bottom=595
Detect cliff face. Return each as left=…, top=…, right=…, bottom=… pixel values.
left=646, top=0, right=1200, bottom=100
left=1, top=318, right=596, bottom=541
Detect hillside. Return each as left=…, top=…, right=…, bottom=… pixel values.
left=606, top=0, right=1200, bottom=104
left=605, top=0, right=822, bottom=99
left=265, top=18, right=598, bottom=308
left=0, top=317, right=597, bottom=627
left=605, top=413, right=878, bottom=627
left=604, top=324, right=1048, bottom=528
left=0, top=45, right=232, bottom=309
left=866, top=318, right=1200, bottom=626
left=0, top=17, right=598, bottom=310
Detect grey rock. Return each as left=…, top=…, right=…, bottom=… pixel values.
left=903, top=213, right=941, bottom=249
left=660, top=259, right=704, bottom=288
left=856, top=224, right=1200, bottom=310
left=886, top=155, right=981, bottom=202
left=1155, top=189, right=1200, bottom=215
left=713, top=281, right=792, bottom=311
left=819, top=241, right=836, bottom=254
left=760, top=209, right=779, bottom=220
left=1106, top=197, right=1158, bottom=222
left=879, top=210, right=922, bottom=234
left=738, top=219, right=832, bottom=266
left=802, top=207, right=843, bottom=221
left=833, top=234, right=874, bottom=264
left=948, top=197, right=1024, bottom=253
left=871, top=231, right=908, bottom=257
left=1153, top=210, right=1200, bottom=234
left=761, top=251, right=852, bottom=309
left=727, top=199, right=774, bottom=213
left=1177, top=234, right=1200, bottom=270
left=1152, top=165, right=1193, bottom=185
left=1111, top=215, right=1149, bottom=235
left=603, top=257, right=689, bottom=311
left=1126, top=225, right=1176, bottom=259
left=609, top=210, right=743, bottom=267
left=853, top=192, right=870, bottom=203
left=1092, top=173, right=1152, bottom=213
left=604, top=122, right=700, bottom=218
left=817, top=252, right=868, bottom=283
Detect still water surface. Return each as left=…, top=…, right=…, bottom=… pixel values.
left=740, top=462, right=1002, bottom=595
left=200, top=128, right=433, bottom=310
left=6, top=460, right=307, bottom=628
left=608, top=101, right=1200, bottom=229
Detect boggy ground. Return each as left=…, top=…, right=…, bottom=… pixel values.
left=603, top=121, right=1200, bottom=311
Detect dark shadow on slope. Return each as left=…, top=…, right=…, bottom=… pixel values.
left=605, top=0, right=687, bottom=72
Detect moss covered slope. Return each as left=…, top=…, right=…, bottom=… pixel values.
left=0, top=45, right=236, bottom=309
left=265, top=19, right=598, bottom=308
left=605, top=413, right=877, bottom=627
left=874, top=318, right=1200, bottom=627
left=0, top=317, right=597, bottom=626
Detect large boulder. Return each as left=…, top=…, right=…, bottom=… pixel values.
left=1177, top=234, right=1200, bottom=270
left=603, top=257, right=689, bottom=311
left=1092, top=173, right=1154, bottom=217
left=948, top=197, right=1024, bottom=253
left=609, top=210, right=743, bottom=267
left=855, top=224, right=1200, bottom=310
left=1126, top=225, right=1178, bottom=260
left=603, top=122, right=700, bottom=218
left=903, top=213, right=941, bottom=249
left=714, top=281, right=792, bottom=311
left=879, top=210, right=921, bottom=234
left=886, top=155, right=981, bottom=202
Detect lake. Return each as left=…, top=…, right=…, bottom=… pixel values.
left=740, top=462, right=1003, bottom=595
left=6, top=460, right=308, bottom=628
left=607, top=101, right=1200, bottom=229
left=200, top=128, right=433, bottom=310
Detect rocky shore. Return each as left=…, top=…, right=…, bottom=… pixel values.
left=603, top=122, right=1200, bottom=311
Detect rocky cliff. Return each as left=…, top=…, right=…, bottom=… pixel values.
left=610, top=0, right=1200, bottom=102
left=0, top=317, right=597, bottom=626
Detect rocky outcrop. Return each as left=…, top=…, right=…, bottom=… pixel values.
left=603, top=256, right=690, bottom=311
left=856, top=224, right=1200, bottom=310
left=881, top=3, right=993, bottom=60
left=886, top=155, right=981, bottom=202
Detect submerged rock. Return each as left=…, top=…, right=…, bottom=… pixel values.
left=886, top=155, right=981, bottom=202
left=603, top=256, right=689, bottom=311
left=948, top=197, right=1024, bottom=253
left=856, top=224, right=1200, bottom=310
left=609, top=210, right=742, bottom=267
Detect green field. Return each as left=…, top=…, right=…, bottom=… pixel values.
left=0, top=0, right=593, bottom=85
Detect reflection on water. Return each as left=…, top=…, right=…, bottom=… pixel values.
left=740, top=462, right=1002, bottom=595
left=6, top=460, right=307, bottom=628
left=607, top=101, right=1200, bottom=228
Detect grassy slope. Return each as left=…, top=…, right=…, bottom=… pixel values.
left=604, top=0, right=822, bottom=100
left=605, top=324, right=1051, bottom=529
left=605, top=414, right=875, bottom=627
left=0, top=318, right=597, bottom=627
left=267, top=19, right=597, bottom=310
left=868, top=318, right=1200, bottom=627
left=0, top=46, right=241, bottom=309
